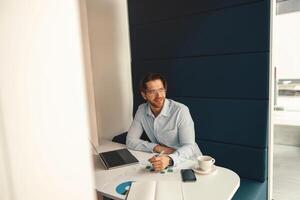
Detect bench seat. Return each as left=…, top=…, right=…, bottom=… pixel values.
left=233, top=178, right=267, bottom=200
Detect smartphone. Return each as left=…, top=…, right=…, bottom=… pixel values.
left=181, top=169, right=197, bottom=182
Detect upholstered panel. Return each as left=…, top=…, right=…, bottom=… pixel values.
left=131, top=53, right=269, bottom=99
left=173, top=97, right=268, bottom=148
left=197, top=140, right=267, bottom=181
left=128, top=0, right=262, bottom=25
left=130, top=1, right=269, bottom=60
left=132, top=96, right=145, bottom=117
left=233, top=179, right=268, bottom=200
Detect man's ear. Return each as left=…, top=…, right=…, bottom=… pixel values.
left=141, top=91, right=147, bottom=100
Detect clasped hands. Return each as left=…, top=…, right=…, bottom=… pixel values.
left=148, top=144, right=175, bottom=171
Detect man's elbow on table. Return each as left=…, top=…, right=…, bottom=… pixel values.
left=126, top=136, right=144, bottom=150
left=126, top=136, right=135, bottom=150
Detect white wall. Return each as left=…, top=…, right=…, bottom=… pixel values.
left=0, top=1, right=96, bottom=200
left=86, top=0, right=133, bottom=141
left=274, top=11, right=300, bottom=79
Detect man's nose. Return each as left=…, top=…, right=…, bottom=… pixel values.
left=156, top=91, right=162, bottom=97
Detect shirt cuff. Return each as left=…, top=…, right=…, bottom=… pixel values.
left=148, top=142, right=159, bottom=153
left=168, top=153, right=178, bottom=167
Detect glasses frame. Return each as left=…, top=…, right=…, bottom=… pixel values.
left=145, top=88, right=166, bottom=96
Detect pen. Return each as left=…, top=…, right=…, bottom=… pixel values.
left=156, top=150, right=165, bottom=157
left=148, top=150, right=165, bottom=163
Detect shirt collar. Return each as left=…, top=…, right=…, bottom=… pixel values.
left=160, top=98, right=170, bottom=117
left=146, top=98, right=170, bottom=117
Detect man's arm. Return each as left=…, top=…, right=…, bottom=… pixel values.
left=126, top=108, right=158, bottom=152
left=168, top=107, right=202, bottom=166
left=153, top=144, right=176, bottom=154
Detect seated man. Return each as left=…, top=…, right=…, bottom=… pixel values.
left=126, top=73, right=202, bottom=171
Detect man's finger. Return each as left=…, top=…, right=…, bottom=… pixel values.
left=152, top=161, right=162, bottom=167
left=153, top=165, right=163, bottom=170
left=151, top=160, right=163, bottom=164
left=148, top=156, right=159, bottom=162
left=151, top=159, right=161, bottom=163
left=152, top=161, right=162, bottom=166
left=153, top=165, right=162, bottom=170
left=154, top=165, right=163, bottom=171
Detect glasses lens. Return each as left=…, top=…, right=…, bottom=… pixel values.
left=147, top=89, right=165, bottom=96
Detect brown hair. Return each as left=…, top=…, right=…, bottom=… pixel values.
left=139, top=73, right=167, bottom=92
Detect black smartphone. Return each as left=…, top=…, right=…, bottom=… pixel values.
left=181, top=169, right=197, bottom=182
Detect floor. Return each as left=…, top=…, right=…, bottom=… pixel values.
left=273, top=102, right=300, bottom=200
left=273, top=144, right=300, bottom=200
left=273, top=99, right=300, bottom=200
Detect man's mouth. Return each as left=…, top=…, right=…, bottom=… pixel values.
left=155, top=98, right=163, bottom=102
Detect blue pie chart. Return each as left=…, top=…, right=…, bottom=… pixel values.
left=116, top=181, right=133, bottom=195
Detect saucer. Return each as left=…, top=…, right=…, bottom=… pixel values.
left=193, top=165, right=217, bottom=175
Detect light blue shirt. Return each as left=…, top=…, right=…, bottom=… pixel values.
left=126, top=98, right=202, bottom=166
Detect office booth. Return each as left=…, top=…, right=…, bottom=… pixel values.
left=126, top=0, right=271, bottom=199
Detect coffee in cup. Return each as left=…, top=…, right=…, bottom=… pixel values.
left=197, top=155, right=215, bottom=171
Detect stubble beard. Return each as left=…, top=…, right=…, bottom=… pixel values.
left=150, top=97, right=165, bottom=109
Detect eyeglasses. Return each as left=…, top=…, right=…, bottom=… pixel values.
left=146, top=88, right=166, bottom=96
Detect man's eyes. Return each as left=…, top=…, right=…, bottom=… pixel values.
left=147, top=89, right=166, bottom=94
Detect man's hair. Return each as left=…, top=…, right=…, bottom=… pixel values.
left=140, top=73, right=167, bottom=92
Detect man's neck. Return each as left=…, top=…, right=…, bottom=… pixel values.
left=150, top=106, right=162, bottom=117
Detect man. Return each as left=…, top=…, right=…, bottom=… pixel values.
left=126, top=73, right=202, bottom=171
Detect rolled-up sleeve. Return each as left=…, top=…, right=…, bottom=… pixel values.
left=168, top=107, right=201, bottom=166
left=126, top=108, right=158, bottom=152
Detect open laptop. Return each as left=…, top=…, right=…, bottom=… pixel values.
left=90, top=141, right=139, bottom=170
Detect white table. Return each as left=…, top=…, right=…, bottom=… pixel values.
left=93, top=140, right=240, bottom=200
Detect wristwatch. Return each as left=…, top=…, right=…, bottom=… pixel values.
left=168, top=156, right=174, bottom=166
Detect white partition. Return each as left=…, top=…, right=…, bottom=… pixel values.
left=0, top=1, right=96, bottom=200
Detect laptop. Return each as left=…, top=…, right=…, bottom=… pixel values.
left=90, top=141, right=139, bottom=169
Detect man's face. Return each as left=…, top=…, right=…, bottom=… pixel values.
left=141, top=79, right=166, bottom=109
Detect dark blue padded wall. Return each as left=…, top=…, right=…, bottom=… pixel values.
left=128, top=0, right=270, bottom=189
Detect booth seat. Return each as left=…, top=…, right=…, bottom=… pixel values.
left=233, top=179, right=267, bottom=200
left=197, top=140, right=268, bottom=200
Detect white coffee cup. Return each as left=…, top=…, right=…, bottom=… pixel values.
left=197, top=155, right=215, bottom=171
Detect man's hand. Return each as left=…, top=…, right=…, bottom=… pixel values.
left=148, top=156, right=170, bottom=171
left=153, top=145, right=175, bottom=154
